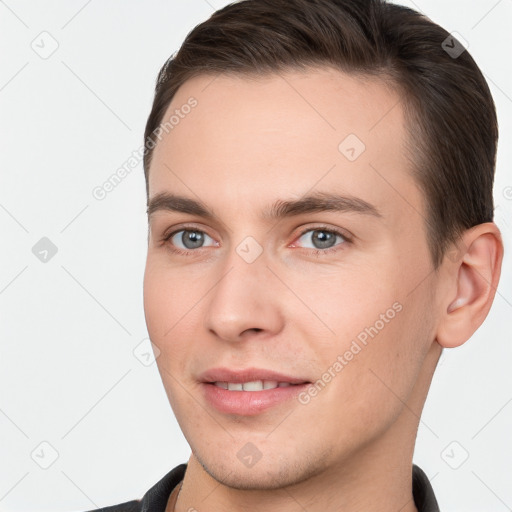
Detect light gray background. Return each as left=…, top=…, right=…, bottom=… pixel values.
left=1, top=1, right=511, bottom=510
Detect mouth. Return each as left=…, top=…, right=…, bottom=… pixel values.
left=211, top=380, right=305, bottom=391
left=199, top=367, right=312, bottom=415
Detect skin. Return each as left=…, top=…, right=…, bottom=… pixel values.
left=142, top=67, right=503, bottom=512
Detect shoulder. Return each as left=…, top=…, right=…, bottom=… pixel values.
left=82, top=500, right=141, bottom=512
left=77, top=463, right=188, bottom=512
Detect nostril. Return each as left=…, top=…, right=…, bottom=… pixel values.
left=244, top=328, right=263, bottom=334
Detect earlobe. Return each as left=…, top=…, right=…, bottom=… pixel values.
left=435, top=223, right=503, bottom=349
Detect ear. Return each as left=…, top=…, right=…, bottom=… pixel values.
left=436, top=222, right=504, bottom=348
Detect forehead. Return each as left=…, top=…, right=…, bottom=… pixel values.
left=148, top=67, right=424, bottom=230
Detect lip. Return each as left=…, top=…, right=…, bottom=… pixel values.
left=198, top=367, right=310, bottom=385
left=199, top=367, right=311, bottom=416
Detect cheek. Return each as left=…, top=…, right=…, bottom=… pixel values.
left=297, top=299, right=430, bottom=459
left=143, top=252, right=205, bottom=332
left=143, top=262, right=203, bottom=418
left=143, top=261, right=172, bottom=340
left=292, top=263, right=430, bottom=408
left=143, top=258, right=198, bottom=362
left=333, top=291, right=433, bottom=419
left=281, top=261, right=402, bottom=352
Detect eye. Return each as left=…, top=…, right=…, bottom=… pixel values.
left=164, top=228, right=217, bottom=255
left=160, top=224, right=352, bottom=258
left=292, top=226, right=351, bottom=255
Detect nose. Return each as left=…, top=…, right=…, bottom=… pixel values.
left=203, top=243, right=284, bottom=343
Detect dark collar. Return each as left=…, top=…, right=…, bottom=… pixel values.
left=412, top=464, right=440, bottom=512
left=140, top=464, right=187, bottom=512
left=95, top=463, right=439, bottom=512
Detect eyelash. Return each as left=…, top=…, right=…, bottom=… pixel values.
left=161, top=224, right=353, bottom=258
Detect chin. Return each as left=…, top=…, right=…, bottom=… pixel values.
left=194, top=446, right=330, bottom=491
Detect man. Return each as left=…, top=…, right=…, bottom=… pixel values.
left=88, top=0, right=503, bottom=510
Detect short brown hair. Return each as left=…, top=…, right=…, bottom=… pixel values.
left=143, top=0, right=498, bottom=269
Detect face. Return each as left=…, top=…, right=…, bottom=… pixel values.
left=143, top=68, right=440, bottom=489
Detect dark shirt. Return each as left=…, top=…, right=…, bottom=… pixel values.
left=85, top=463, right=439, bottom=512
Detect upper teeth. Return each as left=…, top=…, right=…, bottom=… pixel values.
left=214, top=380, right=293, bottom=391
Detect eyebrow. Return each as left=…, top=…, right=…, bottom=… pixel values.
left=147, top=191, right=383, bottom=222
